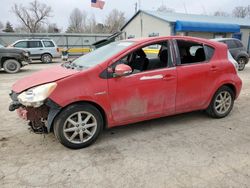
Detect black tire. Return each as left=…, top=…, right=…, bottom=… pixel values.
left=53, top=103, right=103, bottom=149
left=206, top=86, right=235, bottom=118
left=3, top=59, right=21, bottom=73
left=41, top=54, right=52, bottom=63
left=237, top=57, right=247, bottom=71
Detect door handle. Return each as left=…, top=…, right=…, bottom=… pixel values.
left=140, top=75, right=163, bottom=80
left=162, top=74, right=176, bottom=81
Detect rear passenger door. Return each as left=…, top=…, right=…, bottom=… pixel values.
left=28, top=41, right=44, bottom=58
left=173, top=40, right=214, bottom=113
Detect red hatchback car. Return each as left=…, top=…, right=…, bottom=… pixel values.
left=9, top=36, right=242, bottom=149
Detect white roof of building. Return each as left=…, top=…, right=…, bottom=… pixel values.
left=122, top=10, right=250, bottom=30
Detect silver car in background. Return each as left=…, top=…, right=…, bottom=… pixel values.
left=10, top=39, right=61, bottom=63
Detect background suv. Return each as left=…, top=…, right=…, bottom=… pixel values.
left=10, top=39, right=60, bottom=63
left=212, top=38, right=249, bottom=71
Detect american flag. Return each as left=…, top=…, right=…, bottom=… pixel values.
left=91, top=0, right=105, bottom=9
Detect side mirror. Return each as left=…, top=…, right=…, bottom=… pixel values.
left=114, top=64, right=132, bottom=77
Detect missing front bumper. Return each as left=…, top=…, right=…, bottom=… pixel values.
left=9, top=91, right=62, bottom=133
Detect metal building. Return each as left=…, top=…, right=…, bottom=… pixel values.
left=121, top=10, right=250, bottom=51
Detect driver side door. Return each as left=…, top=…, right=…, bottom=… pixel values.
left=107, top=41, right=177, bottom=125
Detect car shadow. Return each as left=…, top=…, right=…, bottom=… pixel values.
left=100, top=110, right=211, bottom=141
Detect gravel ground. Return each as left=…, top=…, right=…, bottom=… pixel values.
left=0, top=61, right=250, bottom=188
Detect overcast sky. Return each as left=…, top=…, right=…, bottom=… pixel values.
left=0, top=0, right=249, bottom=31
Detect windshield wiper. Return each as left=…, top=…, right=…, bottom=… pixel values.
left=62, top=61, right=85, bottom=70
left=62, top=61, right=72, bottom=69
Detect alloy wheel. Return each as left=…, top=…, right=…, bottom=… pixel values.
left=63, top=111, right=97, bottom=144
left=214, top=91, right=232, bottom=115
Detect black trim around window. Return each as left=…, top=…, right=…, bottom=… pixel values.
left=100, top=40, right=175, bottom=79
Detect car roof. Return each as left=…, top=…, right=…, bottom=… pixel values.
left=124, top=36, right=223, bottom=47
left=211, top=38, right=241, bottom=42
left=15, top=38, right=54, bottom=42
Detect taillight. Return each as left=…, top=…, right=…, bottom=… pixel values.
left=57, top=48, right=59, bottom=52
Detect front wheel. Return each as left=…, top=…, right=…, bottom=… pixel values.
left=3, top=59, right=21, bottom=73
left=206, top=86, right=234, bottom=118
left=53, top=103, right=103, bottom=149
left=237, top=57, right=247, bottom=71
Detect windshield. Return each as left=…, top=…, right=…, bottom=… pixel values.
left=72, top=41, right=134, bottom=68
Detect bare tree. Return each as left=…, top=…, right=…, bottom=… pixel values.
left=67, top=8, right=87, bottom=33
left=12, top=0, right=52, bottom=33
left=104, top=9, right=126, bottom=33
left=214, top=11, right=230, bottom=17
left=232, top=6, right=249, bottom=18
left=85, top=14, right=97, bottom=33
left=157, top=5, right=175, bottom=13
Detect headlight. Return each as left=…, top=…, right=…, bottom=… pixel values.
left=23, top=51, right=29, bottom=57
left=18, top=82, right=57, bottom=107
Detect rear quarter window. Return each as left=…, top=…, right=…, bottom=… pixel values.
left=43, top=41, right=55, bottom=47
left=204, top=45, right=215, bottom=60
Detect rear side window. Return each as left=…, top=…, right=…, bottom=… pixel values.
left=224, top=40, right=237, bottom=49
left=43, top=41, right=55, bottom=47
left=234, top=40, right=243, bottom=48
left=28, top=41, right=43, bottom=48
left=14, top=41, right=28, bottom=48
left=176, top=40, right=206, bottom=65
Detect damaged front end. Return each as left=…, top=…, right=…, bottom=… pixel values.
left=9, top=84, right=61, bottom=133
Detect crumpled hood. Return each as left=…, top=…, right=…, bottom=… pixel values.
left=12, top=65, right=78, bottom=93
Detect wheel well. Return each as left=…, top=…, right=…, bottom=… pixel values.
left=41, top=53, right=52, bottom=58
left=237, top=56, right=248, bottom=61
left=50, top=100, right=107, bottom=132
left=222, top=84, right=236, bottom=99
left=1, top=57, right=19, bottom=67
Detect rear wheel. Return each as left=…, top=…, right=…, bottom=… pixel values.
left=41, top=54, right=52, bottom=63
left=53, top=103, right=103, bottom=149
left=206, top=86, right=234, bottom=118
left=3, top=59, right=21, bottom=73
left=237, top=57, right=247, bottom=71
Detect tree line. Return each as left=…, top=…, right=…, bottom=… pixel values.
left=0, top=0, right=126, bottom=34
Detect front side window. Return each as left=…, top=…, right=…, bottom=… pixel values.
left=112, top=42, right=170, bottom=74
left=14, top=41, right=28, bottom=48
left=176, top=40, right=206, bottom=65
